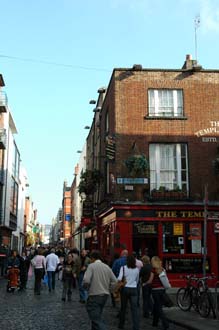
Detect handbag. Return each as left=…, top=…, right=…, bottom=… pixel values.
left=114, top=266, right=127, bottom=294
left=159, top=269, right=171, bottom=289
left=162, top=291, right=174, bottom=307
left=43, top=273, right=48, bottom=285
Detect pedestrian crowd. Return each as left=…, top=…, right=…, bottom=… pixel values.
left=1, top=245, right=171, bottom=330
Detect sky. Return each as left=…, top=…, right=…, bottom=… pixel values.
left=0, top=0, right=219, bottom=224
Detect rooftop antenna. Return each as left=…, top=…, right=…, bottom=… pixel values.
left=194, top=15, right=200, bottom=62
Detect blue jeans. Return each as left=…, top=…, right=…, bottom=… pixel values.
left=47, top=271, right=56, bottom=290
left=86, top=294, right=108, bottom=330
left=119, top=287, right=139, bottom=330
left=78, top=271, right=88, bottom=301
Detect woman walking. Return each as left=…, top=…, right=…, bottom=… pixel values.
left=147, top=256, right=169, bottom=330
left=118, top=254, right=139, bottom=330
left=61, top=253, right=76, bottom=302
left=31, top=249, right=46, bottom=295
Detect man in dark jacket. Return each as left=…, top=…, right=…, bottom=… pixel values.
left=112, top=249, right=128, bottom=277
left=139, top=255, right=153, bottom=318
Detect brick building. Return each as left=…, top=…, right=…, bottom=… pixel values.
left=61, top=181, right=72, bottom=246
left=81, top=55, right=219, bottom=285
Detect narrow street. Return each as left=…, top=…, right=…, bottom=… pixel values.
left=0, top=277, right=186, bottom=330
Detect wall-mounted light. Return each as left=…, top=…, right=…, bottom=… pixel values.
left=84, top=126, right=90, bottom=129
left=93, top=106, right=101, bottom=112
left=97, top=87, right=106, bottom=93
left=89, top=99, right=96, bottom=104
left=77, top=150, right=82, bottom=153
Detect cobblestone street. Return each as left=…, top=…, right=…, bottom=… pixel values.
left=0, top=277, right=186, bottom=330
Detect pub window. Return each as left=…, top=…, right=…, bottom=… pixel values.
left=185, top=223, right=203, bottom=254
left=162, top=222, right=184, bottom=254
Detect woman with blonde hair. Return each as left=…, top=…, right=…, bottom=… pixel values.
left=146, top=256, right=169, bottom=330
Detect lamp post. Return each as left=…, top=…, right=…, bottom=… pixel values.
left=80, top=192, right=86, bottom=249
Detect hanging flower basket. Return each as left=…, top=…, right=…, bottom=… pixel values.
left=124, top=155, right=149, bottom=176
left=78, top=169, right=102, bottom=196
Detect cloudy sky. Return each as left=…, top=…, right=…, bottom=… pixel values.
left=0, top=0, right=218, bottom=224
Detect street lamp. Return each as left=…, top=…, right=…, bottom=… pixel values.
left=93, top=106, right=101, bottom=113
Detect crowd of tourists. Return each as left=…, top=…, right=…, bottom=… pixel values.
left=1, top=245, right=171, bottom=330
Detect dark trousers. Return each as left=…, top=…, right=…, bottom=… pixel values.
left=34, top=268, right=44, bottom=294
left=142, top=284, right=153, bottom=317
left=62, top=278, right=73, bottom=300
left=152, top=289, right=169, bottom=329
left=119, top=287, right=139, bottom=330
left=86, top=294, right=108, bottom=330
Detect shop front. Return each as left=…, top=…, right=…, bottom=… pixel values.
left=98, top=204, right=219, bottom=286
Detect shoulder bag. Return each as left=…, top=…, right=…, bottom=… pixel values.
left=159, top=268, right=171, bottom=289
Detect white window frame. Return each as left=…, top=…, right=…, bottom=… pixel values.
left=149, top=143, right=188, bottom=192
left=148, top=89, right=183, bottom=117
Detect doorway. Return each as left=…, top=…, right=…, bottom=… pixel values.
left=133, top=235, right=158, bottom=258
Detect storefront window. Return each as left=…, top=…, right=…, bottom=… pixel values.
left=163, top=222, right=184, bottom=254
left=163, top=222, right=203, bottom=255
left=185, top=223, right=203, bottom=254
left=163, top=257, right=210, bottom=273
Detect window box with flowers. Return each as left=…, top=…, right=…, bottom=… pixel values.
left=151, top=186, right=187, bottom=200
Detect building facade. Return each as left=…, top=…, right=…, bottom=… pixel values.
left=81, top=55, right=219, bottom=286
left=0, top=74, right=23, bottom=250
left=61, top=181, right=71, bottom=246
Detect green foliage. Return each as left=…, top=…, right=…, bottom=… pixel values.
left=124, top=155, right=148, bottom=176
left=78, top=169, right=102, bottom=196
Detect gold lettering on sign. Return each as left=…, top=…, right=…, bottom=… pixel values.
left=156, top=211, right=204, bottom=218
left=179, top=211, right=204, bottom=218
left=135, top=223, right=156, bottom=234
left=156, top=211, right=177, bottom=218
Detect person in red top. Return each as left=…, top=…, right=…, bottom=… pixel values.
left=147, top=256, right=169, bottom=330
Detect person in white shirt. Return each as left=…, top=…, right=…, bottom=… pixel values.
left=31, top=249, right=46, bottom=295
left=118, top=254, right=139, bottom=330
left=45, top=248, right=59, bottom=292
left=133, top=251, right=143, bottom=307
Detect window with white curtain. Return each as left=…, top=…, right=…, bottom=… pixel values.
left=148, top=89, right=183, bottom=117
left=149, top=143, right=188, bottom=192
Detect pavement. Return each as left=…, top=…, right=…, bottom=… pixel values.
left=0, top=276, right=218, bottom=330
left=165, top=288, right=219, bottom=330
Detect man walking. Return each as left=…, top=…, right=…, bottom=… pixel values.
left=112, top=249, right=128, bottom=277
left=75, top=248, right=90, bottom=303
left=83, top=250, right=117, bottom=330
left=45, top=248, right=59, bottom=292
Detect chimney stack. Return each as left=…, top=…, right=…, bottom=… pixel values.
left=182, top=54, right=202, bottom=71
